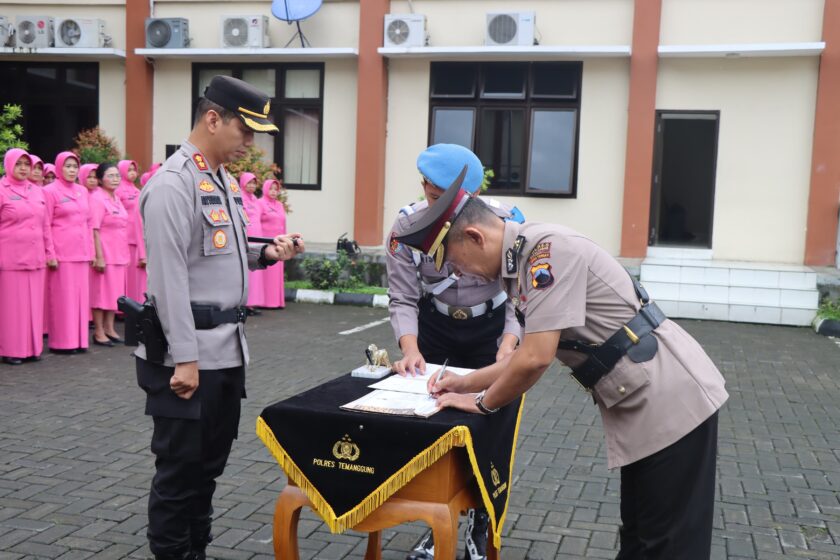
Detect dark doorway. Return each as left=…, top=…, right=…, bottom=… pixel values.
left=0, top=62, right=99, bottom=164
left=649, top=111, right=719, bottom=248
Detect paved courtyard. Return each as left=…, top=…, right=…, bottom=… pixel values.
left=1, top=303, right=840, bottom=560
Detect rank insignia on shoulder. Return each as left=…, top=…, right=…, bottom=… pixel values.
left=193, top=153, right=209, bottom=171
left=530, top=263, right=554, bottom=289
left=199, top=180, right=215, bottom=192
left=505, top=248, right=517, bottom=274
left=230, top=182, right=240, bottom=193
left=213, top=229, right=228, bottom=249
left=388, top=232, right=402, bottom=255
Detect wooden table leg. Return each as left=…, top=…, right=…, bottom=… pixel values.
left=273, top=486, right=309, bottom=560
left=429, top=502, right=460, bottom=560
left=364, top=531, right=382, bottom=560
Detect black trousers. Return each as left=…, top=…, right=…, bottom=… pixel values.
left=136, top=358, right=244, bottom=558
left=616, top=411, right=719, bottom=560
left=417, top=296, right=506, bottom=369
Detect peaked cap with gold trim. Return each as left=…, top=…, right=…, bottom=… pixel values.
left=395, top=165, right=474, bottom=270
left=204, top=75, right=279, bottom=135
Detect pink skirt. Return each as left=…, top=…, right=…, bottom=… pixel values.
left=126, top=244, right=147, bottom=302
left=247, top=268, right=264, bottom=307
left=91, top=264, right=127, bottom=311
left=0, top=268, right=45, bottom=359
left=47, top=262, right=90, bottom=350
left=262, top=261, right=285, bottom=308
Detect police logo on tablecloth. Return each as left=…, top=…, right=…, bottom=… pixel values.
left=213, top=230, right=227, bottom=249
left=332, top=435, right=361, bottom=462
left=530, top=263, right=554, bottom=289
left=491, top=463, right=501, bottom=486
left=490, top=462, right=508, bottom=499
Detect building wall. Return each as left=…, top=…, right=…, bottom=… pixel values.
left=152, top=0, right=359, bottom=49
left=656, top=57, right=819, bottom=263
left=660, top=0, right=824, bottom=45
left=1, top=2, right=127, bottom=153
left=389, top=0, right=634, bottom=46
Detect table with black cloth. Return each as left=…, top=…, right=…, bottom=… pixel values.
left=256, top=373, right=525, bottom=559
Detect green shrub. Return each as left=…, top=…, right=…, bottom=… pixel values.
left=0, top=104, right=28, bottom=175
left=818, top=298, right=840, bottom=321
left=73, top=126, right=121, bottom=164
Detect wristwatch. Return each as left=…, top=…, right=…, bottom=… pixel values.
left=475, top=390, right=499, bottom=415
left=258, top=244, right=277, bottom=268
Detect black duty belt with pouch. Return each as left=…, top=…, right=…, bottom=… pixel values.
left=190, top=304, right=247, bottom=329
left=559, top=278, right=666, bottom=390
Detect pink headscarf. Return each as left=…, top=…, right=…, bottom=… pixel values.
left=239, top=172, right=258, bottom=197
left=2, top=148, right=32, bottom=188
left=262, top=179, right=283, bottom=201
left=43, top=163, right=55, bottom=178
left=118, top=160, right=138, bottom=188
left=52, top=151, right=81, bottom=188
left=29, top=154, right=43, bottom=171
left=139, top=162, right=162, bottom=187
left=78, top=163, right=99, bottom=188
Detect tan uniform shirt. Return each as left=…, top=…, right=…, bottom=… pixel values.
left=501, top=221, right=728, bottom=468
left=386, top=199, right=520, bottom=342
left=136, top=141, right=266, bottom=370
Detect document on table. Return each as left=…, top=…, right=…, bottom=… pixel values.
left=367, top=363, right=474, bottom=395
left=340, top=390, right=440, bottom=417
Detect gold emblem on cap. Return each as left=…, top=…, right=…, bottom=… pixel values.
left=263, top=100, right=270, bottom=115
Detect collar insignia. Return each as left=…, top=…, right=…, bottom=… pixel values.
left=193, top=153, right=208, bottom=171
left=230, top=182, right=240, bottom=194
left=198, top=180, right=215, bottom=192
left=505, top=235, right=527, bottom=274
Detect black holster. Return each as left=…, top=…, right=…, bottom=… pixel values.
left=118, top=296, right=168, bottom=365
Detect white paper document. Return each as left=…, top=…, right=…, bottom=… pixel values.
left=368, top=363, right=474, bottom=395
left=340, top=390, right=440, bottom=417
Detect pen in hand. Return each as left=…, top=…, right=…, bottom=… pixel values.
left=429, top=359, right=449, bottom=396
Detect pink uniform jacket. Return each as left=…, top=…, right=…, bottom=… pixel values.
left=43, top=152, right=92, bottom=263
left=0, top=149, right=51, bottom=270
left=90, top=188, right=130, bottom=265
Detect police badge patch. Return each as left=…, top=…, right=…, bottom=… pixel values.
left=388, top=233, right=402, bottom=255
left=530, top=263, right=554, bottom=289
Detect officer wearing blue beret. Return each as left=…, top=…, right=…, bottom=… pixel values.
left=385, top=144, right=524, bottom=560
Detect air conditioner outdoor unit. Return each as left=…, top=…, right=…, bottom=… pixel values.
left=55, top=18, right=106, bottom=48
left=383, top=14, right=426, bottom=48
left=0, top=16, right=14, bottom=47
left=485, top=12, right=535, bottom=46
left=220, top=15, right=270, bottom=48
left=145, top=17, right=190, bottom=48
left=16, top=16, right=54, bottom=48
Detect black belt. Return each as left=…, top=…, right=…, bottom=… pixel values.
left=559, top=279, right=666, bottom=390
left=191, top=304, right=247, bottom=330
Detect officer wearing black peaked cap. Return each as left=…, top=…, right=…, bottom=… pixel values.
left=136, top=75, right=305, bottom=560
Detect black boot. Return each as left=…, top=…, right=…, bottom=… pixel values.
left=406, top=531, right=434, bottom=560
left=464, top=509, right=490, bottom=560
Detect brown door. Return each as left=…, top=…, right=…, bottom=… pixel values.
left=649, top=111, right=719, bottom=248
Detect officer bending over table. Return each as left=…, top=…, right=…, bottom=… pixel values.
left=386, top=144, right=523, bottom=560
left=135, top=75, right=304, bottom=560
left=396, top=176, right=728, bottom=560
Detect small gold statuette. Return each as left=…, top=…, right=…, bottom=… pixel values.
left=351, top=344, right=393, bottom=379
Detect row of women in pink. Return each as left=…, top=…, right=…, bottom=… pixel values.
left=0, top=150, right=51, bottom=364
left=239, top=174, right=287, bottom=311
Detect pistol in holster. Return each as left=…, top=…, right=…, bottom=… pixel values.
left=117, top=296, right=168, bottom=365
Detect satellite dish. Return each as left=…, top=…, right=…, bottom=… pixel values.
left=271, top=0, right=323, bottom=47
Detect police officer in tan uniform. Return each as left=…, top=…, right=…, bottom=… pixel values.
left=386, top=144, right=523, bottom=560
left=397, top=178, right=728, bottom=560
left=136, top=75, right=304, bottom=560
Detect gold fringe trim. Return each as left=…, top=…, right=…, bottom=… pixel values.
left=256, top=395, right=525, bottom=550
left=256, top=416, right=468, bottom=533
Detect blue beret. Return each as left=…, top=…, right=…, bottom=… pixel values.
left=417, top=144, right=483, bottom=194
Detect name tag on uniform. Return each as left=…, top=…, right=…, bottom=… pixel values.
left=201, top=195, right=222, bottom=206
left=60, top=197, right=72, bottom=203
left=10, top=195, right=22, bottom=201
left=233, top=197, right=243, bottom=206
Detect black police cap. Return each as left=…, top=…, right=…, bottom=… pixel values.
left=204, top=75, right=279, bottom=135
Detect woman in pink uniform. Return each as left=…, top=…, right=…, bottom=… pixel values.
left=259, top=178, right=286, bottom=309
left=115, top=160, right=146, bottom=302
left=90, top=163, right=129, bottom=346
left=79, top=164, right=99, bottom=193
left=28, top=155, right=45, bottom=186
left=240, top=172, right=264, bottom=314
left=43, top=164, right=56, bottom=185
left=43, top=151, right=92, bottom=353
left=0, top=149, right=52, bottom=365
